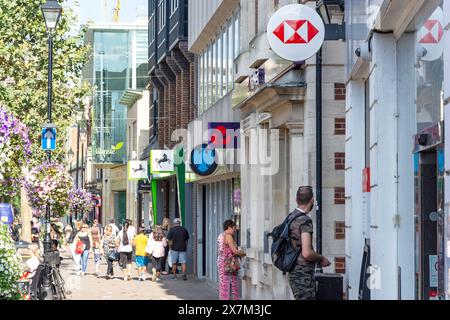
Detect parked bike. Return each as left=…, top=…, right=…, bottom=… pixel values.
left=15, top=239, right=67, bottom=300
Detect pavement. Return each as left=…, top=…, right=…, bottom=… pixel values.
left=59, top=248, right=218, bottom=300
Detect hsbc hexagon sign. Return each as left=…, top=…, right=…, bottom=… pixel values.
left=267, top=4, right=325, bottom=62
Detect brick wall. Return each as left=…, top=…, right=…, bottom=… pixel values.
left=150, top=42, right=195, bottom=149
left=335, top=257, right=346, bottom=274
left=335, top=152, right=345, bottom=170
left=334, top=187, right=345, bottom=205
left=334, top=118, right=346, bottom=135
left=334, top=83, right=346, bottom=100
left=335, top=221, right=345, bottom=240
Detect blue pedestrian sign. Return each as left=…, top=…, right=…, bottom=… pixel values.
left=42, top=126, right=56, bottom=151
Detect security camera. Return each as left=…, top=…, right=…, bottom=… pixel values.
left=355, top=41, right=372, bottom=62
left=416, top=46, right=427, bottom=60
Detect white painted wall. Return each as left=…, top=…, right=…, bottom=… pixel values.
left=345, top=79, right=366, bottom=300
left=368, top=33, right=399, bottom=300
left=188, top=0, right=239, bottom=53
left=126, top=91, right=149, bottom=226
left=396, top=33, right=416, bottom=300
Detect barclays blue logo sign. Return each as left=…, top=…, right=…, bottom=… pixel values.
left=190, top=144, right=218, bottom=177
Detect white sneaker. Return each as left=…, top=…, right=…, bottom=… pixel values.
left=76, top=271, right=82, bottom=276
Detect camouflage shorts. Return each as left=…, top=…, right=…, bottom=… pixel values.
left=288, top=264, right=316, bottom=300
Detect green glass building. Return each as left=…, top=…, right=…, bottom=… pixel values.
left=84, top=23, right=148, bottom=166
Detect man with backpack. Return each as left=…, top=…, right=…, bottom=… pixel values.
left=287, top=186, right=330, bottom=300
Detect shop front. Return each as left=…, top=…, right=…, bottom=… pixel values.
left=411, top=1, right=445, bottom=300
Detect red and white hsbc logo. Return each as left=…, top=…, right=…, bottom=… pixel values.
left=267, top=4, right=325, bottom=62
left=273, top=20, right=320, bottom=44
left=416, top=7, right=444, bottom=62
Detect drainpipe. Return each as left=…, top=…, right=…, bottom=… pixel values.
left=316, top=47, right=323, bottom=257
left=394, top=62, right=400, bottom=300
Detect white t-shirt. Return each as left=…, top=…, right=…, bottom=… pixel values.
left=117, top=228, right=136, bottom=252
left=128, top=225, right=136, bottom=237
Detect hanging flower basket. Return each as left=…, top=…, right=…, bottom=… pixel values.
left=69, top=188, right=95, bottom=218
left=23, top=162, right=74, bottom=217
left=0, top=106, right=32, bottom=199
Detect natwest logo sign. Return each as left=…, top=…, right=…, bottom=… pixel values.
left=267, top=4, right=325, bottom=62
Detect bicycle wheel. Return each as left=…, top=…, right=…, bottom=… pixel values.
left=51, top=268, right=66, bottom=300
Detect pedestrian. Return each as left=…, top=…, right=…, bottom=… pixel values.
left=116, top=220, right=136, bottom=281
left=64, top=224, right=73, bottom=245
left=126, top=219, right=136, bottom=237
left=288, top=186, right=330, bottom=300
left=160, top=217, right=171, bottom=275
left=133, top=227, right=148, bottom=281
left=73, top=223, right=93, bottom=276
left=93, top=219, right=103, bottom=238
left=217, top=220, right=246, bottom=300
left=167, top=218, right=189, bottom=280
left=31, top=221, right=39, bottom=246
left=69, top=220, right=82, bottom=274
left=150, top=226, right=167, bottom=282
left=90, top=221, right=102, bottom=277
left=10, top=218, right=21, bottom=242
left=108, top=218, right=119, bottom=235
left=100, top=225, right=117, bottom=279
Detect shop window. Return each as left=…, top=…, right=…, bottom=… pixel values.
left=413, top=2, right=444, bottom=133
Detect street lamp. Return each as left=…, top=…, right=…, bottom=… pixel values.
left=317, top=0, right=344, bottom=24
left=40, top=1, right=62, bottom=300
left=41, top=0, right=62, bottom=31
left=67, top=148, right=75, bottom=162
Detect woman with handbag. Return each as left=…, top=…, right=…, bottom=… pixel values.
left=100, top=225, right=118, bottom=279
left=69, top=220, right=82, bottom=275
left=73, top=224, right=93, bottom=276
left=217, top=220, right=246, bottom=300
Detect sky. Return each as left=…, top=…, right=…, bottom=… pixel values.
left=65, top=0, right=148, bottom=29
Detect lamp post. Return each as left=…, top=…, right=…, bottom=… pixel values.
left=315, top=0, right=345, bottom=255
left=41, top=0, right=62, bottom=255
left=40, top=0, right=62, bottom=301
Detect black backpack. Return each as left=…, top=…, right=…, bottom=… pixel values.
left=267, top=211, right=303, bottom=273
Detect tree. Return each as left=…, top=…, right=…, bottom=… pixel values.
left=0, top=0, right=92, bottom=163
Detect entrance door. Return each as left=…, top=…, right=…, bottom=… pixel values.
left=114, top=192, right=127, bottom=226
left=416, top=149, right=444, bottom=299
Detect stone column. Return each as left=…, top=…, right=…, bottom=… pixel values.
left=286, top=121, right=305, bottom=208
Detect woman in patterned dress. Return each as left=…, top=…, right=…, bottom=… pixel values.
left=217, top=220, right=246, bottom=300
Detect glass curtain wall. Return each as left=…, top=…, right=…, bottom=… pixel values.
left=197, top=11, right=240, bottom=115
left=92, top=31, right=129, bottom=164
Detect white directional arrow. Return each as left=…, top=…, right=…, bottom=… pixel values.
left=44, top=129, right=54, bottom=149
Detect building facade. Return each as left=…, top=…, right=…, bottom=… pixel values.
left=147, top=0, right=197, bottom=272
left=232, top=0, right=346, bottom=299
left=83, top=19, right=148, bottom=226
left=187, top=0, right=346, bottom=298
left=119, top=89, right=150, bottom=228
left=188, top=0, right=242, bottom=284
left=345, top=0, right=448, bottom=300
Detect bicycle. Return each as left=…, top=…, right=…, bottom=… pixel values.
left=30, top=251, right=66, bottom=300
